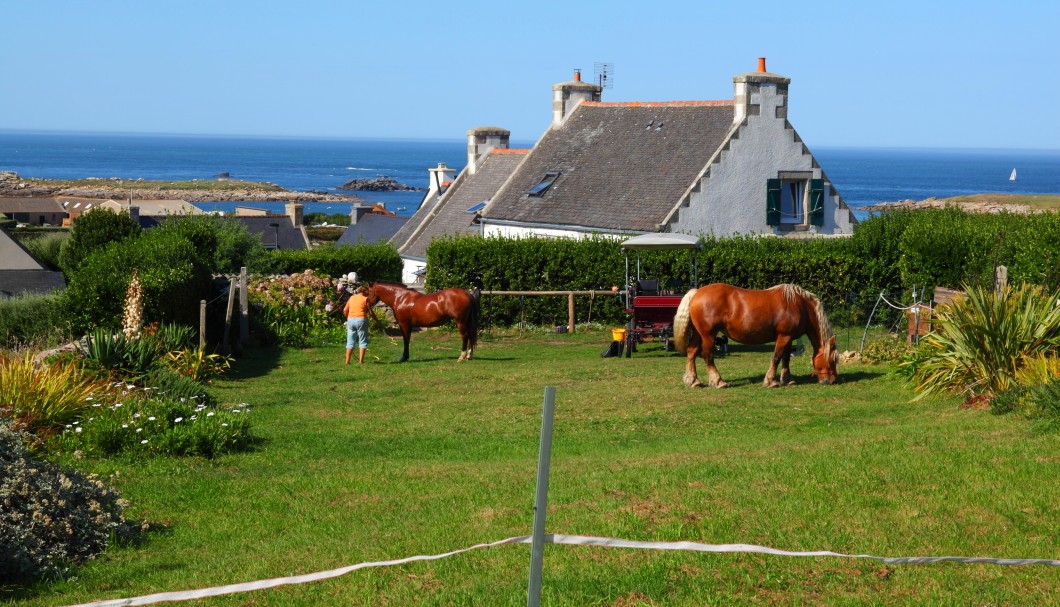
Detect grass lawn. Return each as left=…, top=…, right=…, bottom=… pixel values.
left=13, top=328, right=1060, bottom=606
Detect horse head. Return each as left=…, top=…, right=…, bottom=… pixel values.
left=365, top=283, right=379, bottom=306
left=811, top=335, right=838, bottom=384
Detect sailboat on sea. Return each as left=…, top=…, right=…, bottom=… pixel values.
left=1009, top=168, right=1017, bottom=182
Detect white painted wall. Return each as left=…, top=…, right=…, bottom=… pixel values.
left=672, top=82, right=854, bottom=237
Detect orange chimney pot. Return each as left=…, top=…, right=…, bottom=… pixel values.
left=757, top=57, right=767, bottom=73
left=574, top=70, right=581, bottom=82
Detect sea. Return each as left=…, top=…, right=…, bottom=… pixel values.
left=2, top=131, right=1059, bottom=223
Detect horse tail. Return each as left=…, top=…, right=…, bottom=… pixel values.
left=672, top=288, right=698, bottom=352
left=467, top=287, right=481, bottom=348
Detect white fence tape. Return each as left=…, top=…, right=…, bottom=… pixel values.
left=542, top=534, right=1060, bottom=567
left=64, top=536, right=526, bottom=607
left=64, top=534, right=1060, bottom=607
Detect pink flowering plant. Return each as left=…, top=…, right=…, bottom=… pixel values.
left=247, top=269, right=346, bottom=347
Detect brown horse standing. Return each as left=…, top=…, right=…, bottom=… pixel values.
left=673, top=283, right=838, bottom=388
left=367, top=282, right=480, bottom=362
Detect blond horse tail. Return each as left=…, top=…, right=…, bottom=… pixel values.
left=672, top=288, right=698, bottom=352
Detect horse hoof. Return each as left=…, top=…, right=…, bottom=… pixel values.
left=787, top=380, right=797, bottom=386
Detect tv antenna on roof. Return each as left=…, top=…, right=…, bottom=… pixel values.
left=594, top=62, right=613, bottom=89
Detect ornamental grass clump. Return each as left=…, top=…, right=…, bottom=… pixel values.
left=0, top=419, right=138, bottom=583
left=0, top=353, right=120, bottom=435
left=898, top=283, right=1060, bottom=402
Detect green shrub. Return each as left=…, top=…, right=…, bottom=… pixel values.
left=57, top=207, right=141, bottom=272
left=0, top=292, right=74, bottom=351
left=860, top=334, right=911, bottom=364
left=53, top=398, right=252, bottom=459
left=152, top=214, right=266, bottom=274
left=0, top=419, right=135, bottom=582
left=142, top=367, right=217, bottom=407
left=62, top=229, right=213, bottom=332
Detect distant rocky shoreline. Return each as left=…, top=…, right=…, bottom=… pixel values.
left=0, top=171, right=358, bottom=203
left=859, top=196, right=1043, bottom=215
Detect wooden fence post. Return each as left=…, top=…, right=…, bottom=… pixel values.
left=568, top=292, right=575, bottom=333
left=223, top=278, right=237, bottom=355
left=995, top=265, right=1008, bottom=294
left=199, top=300, right=207, bottom=350
left=239, top=267, right=249, bottom=345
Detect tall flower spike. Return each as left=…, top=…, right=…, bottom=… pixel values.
left=122, top=269, right=144, bottom=340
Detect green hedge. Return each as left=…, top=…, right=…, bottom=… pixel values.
left=424, top=209, right=1060, bottom=328
left=256, top=243, right=402, bottom=282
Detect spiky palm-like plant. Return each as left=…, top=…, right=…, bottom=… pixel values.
left=899, top=283, right=1060, bottom=400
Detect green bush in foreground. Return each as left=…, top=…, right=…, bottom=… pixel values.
left=0, top=419, right=136, bottom=582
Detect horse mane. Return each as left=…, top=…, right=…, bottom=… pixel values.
left=771, top=284, right=835, bottom=356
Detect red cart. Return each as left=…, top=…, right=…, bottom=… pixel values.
left=619, top=233, right=701, bottom=357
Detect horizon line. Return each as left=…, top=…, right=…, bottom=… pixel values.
left=1, top=128, right=1058, bottom=154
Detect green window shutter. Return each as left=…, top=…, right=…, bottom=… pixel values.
left=809, top=179, right=825, bottom=226
left=766, top=179, right=781, bottom=226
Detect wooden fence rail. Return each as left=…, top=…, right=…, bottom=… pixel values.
left=481, top=290, right=621, bottom=333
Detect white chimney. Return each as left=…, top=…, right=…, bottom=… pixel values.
left=732, top=57, right=790, bottom=126
left=552, top=69, right=602, bottom=127
left=466, top=127, right=510, bottom=175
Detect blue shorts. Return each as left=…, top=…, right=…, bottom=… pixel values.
left=346, top=317, right=368, bottom=349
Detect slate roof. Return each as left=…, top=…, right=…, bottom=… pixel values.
left=394, top=149, right=528, bottom=259
left=0, top=197, right=67, bottom=215
left=483, top=101, right=735, bottom=232
left=231, top=216, right=310, bottom=250
left=337, top=213, right=410, bottom=245
left=0, top=226, right=66, bottom=296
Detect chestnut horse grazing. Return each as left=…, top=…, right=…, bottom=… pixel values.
left=673, top=283, right=838, bottom=388
left=367, top=282, right=480, bottom=362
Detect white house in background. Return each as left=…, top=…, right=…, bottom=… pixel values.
left=391, top=59, right=857, bottom=283
left=481, top=59, right=856, bottom=239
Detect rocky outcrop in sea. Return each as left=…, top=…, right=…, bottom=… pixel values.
left=337, top=176, right=423, bottom=192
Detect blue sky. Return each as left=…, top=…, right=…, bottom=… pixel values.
left=2, top=0, right=1058, bottom=150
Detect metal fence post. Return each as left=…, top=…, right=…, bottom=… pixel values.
left=527, top=386, right=556, bottom=607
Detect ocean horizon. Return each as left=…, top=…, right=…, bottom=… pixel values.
left=3, top=130, right=1059, bottom=222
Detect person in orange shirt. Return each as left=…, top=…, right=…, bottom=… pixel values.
left=342, top=285, right=376, bottom=365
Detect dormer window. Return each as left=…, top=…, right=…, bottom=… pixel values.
left=526, top=172, right=560, bottom=197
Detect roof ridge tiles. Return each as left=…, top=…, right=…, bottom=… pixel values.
left=584, top=100, right=733, bottom=107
